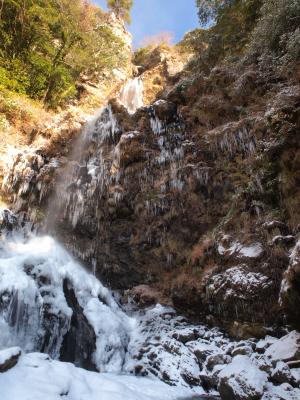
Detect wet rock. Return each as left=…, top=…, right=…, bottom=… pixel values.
left=0, top=347, right=22, bottom=373
left=125, top=285, right=168, bottom=308
left=60, top=279, right=97, bottom=371
left=229, top=322, right=268, bottom=340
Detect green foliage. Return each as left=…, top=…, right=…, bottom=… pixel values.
left=107, top=0, right=133, bottom=24
left=133, top=46, right=153, bottom=66
left=196, top=0, right=232, bottom=26
left=0, top=0, right=129, bottom=108
left=192, top=0, right=299, bottom=73
left=248, top=0, right=300, bottom=64
left=185, top=1, right=263, bottom=73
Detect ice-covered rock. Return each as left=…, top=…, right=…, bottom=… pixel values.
left=206, top=353, right=232, bottom=371
left=187, top=341, right=221, bottom=364
left=280, top=240, right=300, bottom=323
left=218, top=355, right=268, bottom=400
left=251, top=354, right=273, bottom=374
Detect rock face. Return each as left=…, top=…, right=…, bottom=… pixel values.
left=1, top=56, right=300, bottom=334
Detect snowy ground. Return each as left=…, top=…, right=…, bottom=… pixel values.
left=0, top=351, right=197, bottom=400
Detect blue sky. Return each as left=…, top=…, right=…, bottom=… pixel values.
left=94, top=0, right=199, bottom=48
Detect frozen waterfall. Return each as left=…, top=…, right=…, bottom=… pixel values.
left=0, top=232, right=132, bottom=372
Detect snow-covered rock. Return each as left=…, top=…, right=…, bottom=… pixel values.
left=124, top=305, right=205, bottom=390
left=231, top=345, right=253, bottom=357
left=256, top=335, right=277, bottom=352
left=0, top=347, right=21, bottom=373
left=261, top=383, right=300, bottom=400
left=271, top=361, right=294, bottom=385
left=207, top=265, right=272, bottom=301
left=265, top=331, right=300, bottom=362
left=218, top=355, right=268, bottom=400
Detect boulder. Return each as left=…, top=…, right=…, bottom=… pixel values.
left=261, top=383, right=300, bottom=400
left=265, top=331, right=300, bottom=362
left=0, top=347, right=22, bottom=373
left=251, top=354, right=273, bottom=374
left=231, top=345, right=253, bottom=357
left=218, top=355, right=268, bottom=400
left=271, top=361, right=295, bottom=385
left=206, top=353, right=232, bottom=371
left=186, top=341, right=220, bottom=363
left=256, top=336, right=278, bottom=353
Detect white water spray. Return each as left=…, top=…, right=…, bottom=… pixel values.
left=119, top=77, right=144, bottom=114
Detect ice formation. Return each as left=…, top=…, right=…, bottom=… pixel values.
left=0, top=233, right=132, bottom=372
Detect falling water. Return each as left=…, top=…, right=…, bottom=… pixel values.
left=0, top=77, right=147, bottom=370
left=119, top=77, right=144, bottom=114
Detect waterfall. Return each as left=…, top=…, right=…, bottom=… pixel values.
left=0, top=103, right=130, bottom=371
left=119, top=77, right=144, bottom=114
left=49, top=105, right=120, bottom=231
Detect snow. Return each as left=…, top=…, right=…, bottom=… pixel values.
left=0, top=352, right=195, bottom=400
left=239, top=243, right=263, bottom=258
left=265, top=331, right=300, bottom=362
left=0, top=347, right=21, bottom=366
left=217, top=239, right=263, bottom=258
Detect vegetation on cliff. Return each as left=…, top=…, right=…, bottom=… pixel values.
left=108, top=0, right=133, bottom=24
left=183, top=0, right=300, bottom=73
left=0, top=0, right=129, bottom=108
